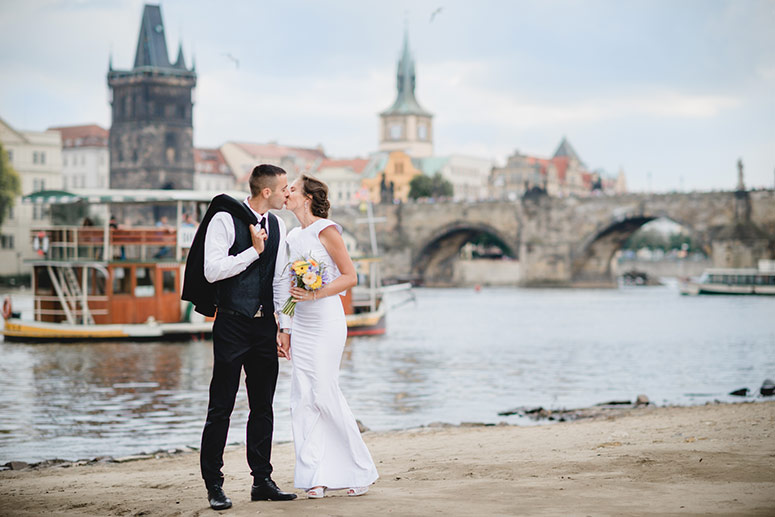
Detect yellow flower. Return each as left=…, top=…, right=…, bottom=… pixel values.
left=310, top=277, right=323, bottom=290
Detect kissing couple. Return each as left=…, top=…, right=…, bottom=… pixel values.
left=183, top=164, right=378, bottom=510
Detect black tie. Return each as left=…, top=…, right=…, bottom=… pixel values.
left=259, top=217, right=266, bottom=231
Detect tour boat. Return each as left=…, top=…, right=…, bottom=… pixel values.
left=679, top=260, right=775, bottom=296
left=2, top=189, right=412, bottom=341
left=1, top=188, right=240, bottom=342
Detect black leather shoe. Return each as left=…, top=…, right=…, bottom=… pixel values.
left=206, top=484, right=232, bottom=511
left=251, top=477, right=297, bottom=501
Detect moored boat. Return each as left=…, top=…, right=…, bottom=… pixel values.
left=342, top=257, right=413, bottom=336
left=1, top=189, right=243, bottom=342
left=679, top=260, right=775, bottom=296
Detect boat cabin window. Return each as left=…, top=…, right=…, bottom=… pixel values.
left=35, top=268, right=54, bottom=294
left=162, top=269, right=176, bottom=293
left=135, top=267, right=155, bottom=297
left=113, top=267, right=131, bottom=295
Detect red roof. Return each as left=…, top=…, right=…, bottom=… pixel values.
left=195, top=148, right=232, bottom=176
left=48, top=124, right=108, bottom=148
left=551, top=156, right=570, bottom=182
left=234, top=142, right=326, bottom=163
left=316, top=158, right=369, bottom=174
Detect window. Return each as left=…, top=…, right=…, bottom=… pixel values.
left=7, top=149, right=13, bottom=162
left=135, top=266, right=155, bottom=297
left=63, top=156, right=68, bottom=167
left=418, top=123, right=427, bottom=140
left=41, top=152, right=46, bottom=165
left=112, top=267, right=131, bottom=295
left=0, top=235, right=14, bottom=249
left=162, top=269, right=177, bottom=293
left=7, top=206, right=13, bottom=220
left=33, top=151, right=39, bottom=164
left=33, top=178, right=46, bottom=191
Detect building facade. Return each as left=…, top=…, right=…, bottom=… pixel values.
left=378, top=31, right=433, bottom=158
left=311, top=158, right=368, bottom=207
left=0, top=117, right=62, bottom=276
left=49, top=124, right=109, bottom=189
left=489, top=137, right=625, bottom=200
left=194, top=148, right=234, bottom=193
left=107, top=4, right=196, bottom=190
left=361, top=151, right=421, bottom=204
left=414, top=155, right=494, bottom=201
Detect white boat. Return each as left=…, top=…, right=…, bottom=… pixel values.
left=679, top=260, right=775, bottom=296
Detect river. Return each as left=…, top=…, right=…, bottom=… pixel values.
left=1, top=284, right=773, bottom=463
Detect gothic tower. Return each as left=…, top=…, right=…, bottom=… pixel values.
left=379, top=30, right=433, bottom=158
left=107, top=4, right=196, bottom=190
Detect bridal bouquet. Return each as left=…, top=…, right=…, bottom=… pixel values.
left=280, top=256, right=327, bottom=316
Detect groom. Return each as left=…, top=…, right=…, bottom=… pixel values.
left=182, top=164, right=295, bottom=510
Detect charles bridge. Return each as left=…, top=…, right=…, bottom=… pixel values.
left=331, top=190, right=775, bottom=286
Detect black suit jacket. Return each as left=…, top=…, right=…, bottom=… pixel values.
left=182, top=194, right=258, bottom=317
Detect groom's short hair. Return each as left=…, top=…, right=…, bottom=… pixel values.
left=249, top=164, right=287, bottom=196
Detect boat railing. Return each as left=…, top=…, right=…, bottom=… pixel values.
left=30, top=226, right=179, bottom=262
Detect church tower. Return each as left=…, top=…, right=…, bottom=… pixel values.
left=107, top=4, right=196, bottom=190
left=379, top=30, right=433, bottom=158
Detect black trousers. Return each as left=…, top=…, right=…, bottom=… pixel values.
left=200, top=312, right=278, bottom=487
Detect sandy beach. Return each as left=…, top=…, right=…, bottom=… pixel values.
left=1, top=401, right=773, bottom=516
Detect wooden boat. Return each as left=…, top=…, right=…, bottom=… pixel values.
left=1, top=189, right=241, bottom=342
left=679, top=260, right=775, bottom=296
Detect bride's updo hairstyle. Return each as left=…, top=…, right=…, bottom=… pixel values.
left=301, top=175, right=330, bottom=218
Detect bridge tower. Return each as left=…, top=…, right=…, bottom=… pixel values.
left=378, top=29, right=433, bottom=158
left=107, top=4, right=196, bottom=190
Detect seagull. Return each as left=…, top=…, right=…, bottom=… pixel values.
left=222, top=52, right=239, bottom=69
left=430, top=6, right=443, bottom=23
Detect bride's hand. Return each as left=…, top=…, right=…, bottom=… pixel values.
left=290, top=286, right=313, bottom=302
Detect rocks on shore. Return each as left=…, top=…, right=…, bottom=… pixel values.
left=760, top=379, right=774, bottom=397
left=498, top=395, right=652, bottom=423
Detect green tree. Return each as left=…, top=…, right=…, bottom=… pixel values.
left=409, top=173, right=453, bottom=200
left=0, top=142, right=21, bottom=227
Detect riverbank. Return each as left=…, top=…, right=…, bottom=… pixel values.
left=1, top=401, right=773, bottom=516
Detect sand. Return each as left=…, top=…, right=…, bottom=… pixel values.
left=1, top=401, right=773, bottom=516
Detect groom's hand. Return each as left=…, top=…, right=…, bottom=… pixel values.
left=249, top=224, right=267, bottom=254
left=277, top=332, right=291, bottom=360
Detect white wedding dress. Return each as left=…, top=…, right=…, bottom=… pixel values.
left=285, top=218, right=379, bottom=491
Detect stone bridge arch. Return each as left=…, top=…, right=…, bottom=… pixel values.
left=412, top=221, right=518, bottom=285
left=570, top=208, right=707, bottom=285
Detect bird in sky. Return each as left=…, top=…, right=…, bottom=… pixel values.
left=430, top=6, right=443, bottom=23
left=222, top=52, right=239, bottom=69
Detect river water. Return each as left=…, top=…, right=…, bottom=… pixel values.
left=1, top=284, right=773, bottom=463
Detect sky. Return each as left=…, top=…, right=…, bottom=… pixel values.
left=0, top=0, right=773, bottom=192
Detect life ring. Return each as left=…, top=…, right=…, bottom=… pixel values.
left=2, top=296, right=12, bottom=319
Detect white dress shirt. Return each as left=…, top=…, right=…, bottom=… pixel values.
left=204, top=198, right=291, bottom=329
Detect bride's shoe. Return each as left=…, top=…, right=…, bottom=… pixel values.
left=347, top=486, right=368, bottom=497
left=307, top=486, right=326, bottom=499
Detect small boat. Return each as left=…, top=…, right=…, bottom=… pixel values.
left=679, top=260, right=775, bottom=296
left=1, top=188, right=245, bottom=342
left=342, top=257, right=413, bottom=336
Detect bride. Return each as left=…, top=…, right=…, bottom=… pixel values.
left=283, top=174, right=379, bottom=498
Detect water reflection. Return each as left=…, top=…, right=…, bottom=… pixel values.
left=1, top=285, right=774, bottom=463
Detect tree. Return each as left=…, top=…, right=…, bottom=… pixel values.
left=409, top=173, right=453, bottom=200
left=0, top=142, right=21, bottom=227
